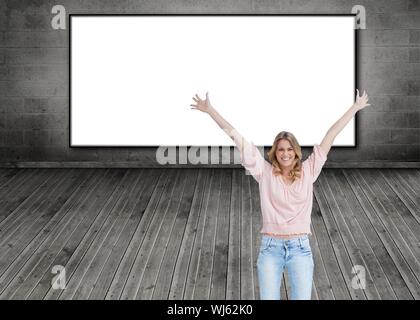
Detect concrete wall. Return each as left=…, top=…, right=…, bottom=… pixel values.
left=0, top=0, right=419, bottom=167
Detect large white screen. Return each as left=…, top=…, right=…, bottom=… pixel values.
left=70, top=15, right=356, bottom=147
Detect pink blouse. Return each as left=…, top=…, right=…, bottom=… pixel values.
left=232, top=130, right=328, bottom=236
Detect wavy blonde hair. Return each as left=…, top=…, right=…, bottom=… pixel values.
left=267, top=131, right=302, bottom=181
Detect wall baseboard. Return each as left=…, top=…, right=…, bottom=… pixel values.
left=0, top=162, right=419, bottom=168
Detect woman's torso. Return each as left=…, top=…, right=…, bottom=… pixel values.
left=261, top=172, right=308, bottom=239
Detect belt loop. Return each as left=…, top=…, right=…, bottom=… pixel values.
left=299, top=237, right=302, bottom=248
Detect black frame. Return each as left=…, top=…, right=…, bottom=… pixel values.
left=69, top=14, right=358, bottom=149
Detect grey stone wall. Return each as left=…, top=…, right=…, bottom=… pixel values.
left=0, top=0, right=419, bottom=167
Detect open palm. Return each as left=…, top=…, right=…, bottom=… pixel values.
left=190, top=92, right=212, bottom=113
left=354, top=89, right=371, bottom=110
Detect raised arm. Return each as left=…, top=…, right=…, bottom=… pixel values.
left=190, top=92, right=266, bottom=181
left=320, top=89, right=371, bottom=155
left=190, top=92, right=246, bottom=152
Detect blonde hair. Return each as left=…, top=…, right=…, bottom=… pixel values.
left=267, top=131, right=302, bottom=181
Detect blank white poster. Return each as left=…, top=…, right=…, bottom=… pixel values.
left=70, top=15, right=356, bottom=147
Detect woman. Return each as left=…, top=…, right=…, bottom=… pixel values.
left=190, top=90, right=370, bottom=300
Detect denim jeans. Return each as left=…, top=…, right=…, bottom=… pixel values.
left=257, top=234, right=314, bottom=300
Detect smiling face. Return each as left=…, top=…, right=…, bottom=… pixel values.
left=276, top=139, right=296, bottom=170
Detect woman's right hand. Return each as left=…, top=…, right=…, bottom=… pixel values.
left=190, top=92, right=212, bottom=113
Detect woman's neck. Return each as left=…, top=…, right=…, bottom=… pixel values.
left=281, top=169, right=293, bottom=176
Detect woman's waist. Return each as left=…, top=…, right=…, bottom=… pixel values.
left=262, top=232, right=308, bottom=240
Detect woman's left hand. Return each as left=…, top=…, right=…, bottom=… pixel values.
left=354, top=89, right=371, bottom=111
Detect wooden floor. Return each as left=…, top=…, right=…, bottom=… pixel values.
left=0, top=168, right=419, bottom=300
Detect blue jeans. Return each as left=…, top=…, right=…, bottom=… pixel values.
left=257, top=234, right=314, bottom=300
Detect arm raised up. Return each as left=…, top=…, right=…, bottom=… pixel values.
left=320, top=89, right=371, bottom=155
left=190, top=92, right=246, bottom=152
left=190, top=92, right=266, bottom=182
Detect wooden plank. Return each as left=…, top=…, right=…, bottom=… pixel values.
left=316, top=172, right=369, bottom=300
left=345, top=169, right=420, bottom=298
left=42, top=169, right=127, bottom=300
left=153, top=169, right=200, bottom=299
left=312, top=185, right=350, bottom=300
left=0, top=168, right=418, bottom=299
left=77, top=169, right=155, bottom=299
left=0, top=169, right=95, bottom=298
left=375, top=169, right=420, bottom=238
left=402, top=169, right=420, bottom=190
left=104, top=169, right=170, bottom=299
left=191, top=169, right=222, bottom=299
left=61, top=170, right=144, bottom=299
left=0, top=169, right=72, bottom=277
left=240, top=172, right=255, bottom=299
left=226, top=169, right=241, bottom=300
left=361, top=169, right=420, bottom=276
left=0, top=169, right=94, bottom=299
left=0, top=169, right=19, bottom=188
left=168, top=169, right=209, bottom=299
left=401, top=169, right=420, bottom=187
left=183, top=169, right=217, bottom=300
left=283, top=272, right=291, bottom=300
left=20, top=169, right=103, bottom=300
left=0, top=169, right=39, bottom=207
left=56, top=169, right=132, bottom=299
left=310, top=223, right=335, bottom=300
left=390, top=170, right=420, bottom=212
left=89, top=169, right=162, bottom=300
left=322, top=170, right=383, bottom=299
left=24, top=169, right=109, bottom=299
left=312, top=179, right=353, bottom=299
left=134, top=169, right=187, bottom=300
left=118, top=169, right=180, bottom=299
left=209, top=169, right=232, bottom=300
left=0, top=169, right=49, bottom=226
left=0, top=169, right=59, bottom=244
left=327, top=169, right=396, bottom=299
left=1, top=161, right=418, bottom=169
left=250, top=174, right=262, bottom=300
left=339, top=169, right=412, bottom=299
left=311, top=268, right=319, bottom=300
